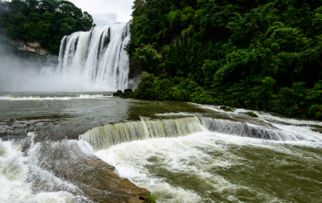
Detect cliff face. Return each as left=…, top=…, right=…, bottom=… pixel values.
left=9, top=40, right=48, bottom=55
left=0, top=36, right=49, bottom=56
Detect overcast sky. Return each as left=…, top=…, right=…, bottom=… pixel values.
left=68, top=0, right=134, bottom=25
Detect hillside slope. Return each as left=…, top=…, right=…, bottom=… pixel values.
left=129, top=0, right=322, bottom=120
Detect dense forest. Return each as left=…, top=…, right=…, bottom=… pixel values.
left=129, top=0, right=322, bottom=120
left=0, top=0, right=93, bottom=53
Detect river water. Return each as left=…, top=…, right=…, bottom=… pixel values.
left=1, top=92, right=321, bottom=203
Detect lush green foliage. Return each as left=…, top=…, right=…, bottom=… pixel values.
left=130, top=0, right=322, bottom=120
left=0, top=0, right=93, bottom=53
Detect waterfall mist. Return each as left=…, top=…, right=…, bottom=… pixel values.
left=0, top=23, right=130, bottom=92
left=0, top=53, right=93, bottom=92
left=0, top=41, right=54, bottom=92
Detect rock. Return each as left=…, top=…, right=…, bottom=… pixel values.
left=113, top=89, right=133, bottom=98
left=113, top=90, right=123, bottom=97
left=122, top=89, right=133, bottom=98
left=32, top=142, right=151, bottom=203
left=124, top=89, right=133, bottom=94
left=77, top=159, right=150, bottom=203
left=10, top=40, right=48, bottom=55
left=312, top=126, right=322, bottom=134
left=242, top=112, right=258, bottom=118
left=220, top=106, right=233, bottom=112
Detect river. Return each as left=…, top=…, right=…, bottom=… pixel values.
left=0, top=92, right=321, bottom=202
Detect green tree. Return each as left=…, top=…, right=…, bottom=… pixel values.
left=0, top=0, right=93, bottom=54
left=131, top=0, right=322, bottom=120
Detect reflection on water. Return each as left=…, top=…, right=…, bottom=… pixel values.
left=0, top=92, right=130, bottom=140
left=0, top=92, right=206, bottom=140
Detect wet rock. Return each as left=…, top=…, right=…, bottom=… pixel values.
left=312, top=126, right=322, bottom=134
left=32, top=141, right=150, bottom=203
left=113, top=89, right=133, bottom=98
left=78, top=159, right=150, bottom=203
left=220, top=106, right=233, bottom=112
left=242, top=112, right=258, bottom=118
left=113, top=90, right=123, bottom=97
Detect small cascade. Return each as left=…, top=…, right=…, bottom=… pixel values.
left=80, top=116, right=322, bottom=150
left=79, top=117, right=204, bottom=150
left=57, top=23, right=130, bottom=91
left=201, top=117, right=322, bottom=142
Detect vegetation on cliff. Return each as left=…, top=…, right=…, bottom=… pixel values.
left=0, top=0, right=93, bottom=54
left=129, top=0, right=322, bottom=120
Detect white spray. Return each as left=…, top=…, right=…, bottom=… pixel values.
left=58, top=23, right=130, bottom=91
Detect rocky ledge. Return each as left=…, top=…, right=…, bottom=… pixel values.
left=32, top=140, right=151, bottom=203
left=9, top=40, right=48, bottom=55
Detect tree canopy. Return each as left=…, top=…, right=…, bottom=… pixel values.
left=0, top=0, right=93, bottom=54
left=130, top=0, right=322, bottom=120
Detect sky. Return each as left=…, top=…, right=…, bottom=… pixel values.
left=68, top=0, right=134, bottom=25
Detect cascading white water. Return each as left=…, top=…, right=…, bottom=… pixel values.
left=0, top=135, right=91, bottom=203
left=79, top=116, right=322, bottom=150
left=79, top=117, right=204, bottom=150
left=58, top=23, right=130, bottom=91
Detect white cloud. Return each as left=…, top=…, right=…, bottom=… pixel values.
left=68, top=0, right=134, bottom=25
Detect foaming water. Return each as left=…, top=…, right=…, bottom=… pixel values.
left=0, top=94, right=112, bottom=101
left=80, top=117, right=205, bottom=150
left=96, top=130, right=322, bottom=202
left=0, top=138, right=90, bottom=203
left=81, top=105, right=322, bottom=202
left=80, top=115, right=322, bottom=151
left=1, top=97, right=322, bottom=202
left=196, top=103, right=322, bottom=126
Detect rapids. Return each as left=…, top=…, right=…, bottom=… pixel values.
left=92, top=112, right=322, bottom=203
left=1, top=94, right=322, bottom=202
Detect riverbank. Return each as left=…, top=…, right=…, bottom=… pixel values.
left=128, top=1, right=322, bottom=122
left=116, top=72, right=322, bottom=121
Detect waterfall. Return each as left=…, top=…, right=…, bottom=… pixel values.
left=200, top=118, right=300, bottom=141
left=79, top=117, right=204, bottom=150
left=57, top=23, right=130, bottom=91
left=79, top=117, right=322, bottom=150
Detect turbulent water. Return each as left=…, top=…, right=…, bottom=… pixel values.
left=1, top=93, right=322, bottom=202
left=58, top=23, right=130, bottom=91
left=0, top=133, right=91, bottom=203
left=1, top=20, right=321, bottom=203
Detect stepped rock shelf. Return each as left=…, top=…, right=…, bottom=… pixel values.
left=1, top=94, right=321, bottom=202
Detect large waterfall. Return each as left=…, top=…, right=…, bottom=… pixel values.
left=57, top=23, right=130, bottom=91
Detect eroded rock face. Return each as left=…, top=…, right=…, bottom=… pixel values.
left=29, top=140, right=150, bottom=203
left=10, top=40, right=48, bottom=55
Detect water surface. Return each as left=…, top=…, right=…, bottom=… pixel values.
left=0, top=92, right=321, bottom=203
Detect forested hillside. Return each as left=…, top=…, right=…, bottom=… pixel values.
left=0, top=0, right=93, bottom=54
left=129, top=0, right=322, bottom=120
